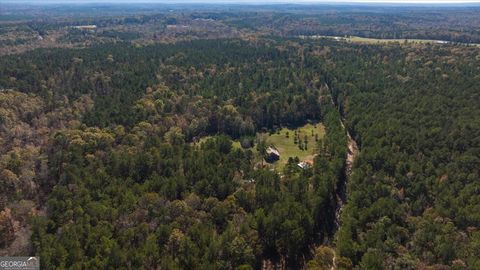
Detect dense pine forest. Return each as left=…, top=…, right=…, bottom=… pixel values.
left=326, top=41, right=480, bottom=269
left=1, top=3, right=480, bottom=270
left=0, top=39, right=346, bottom=268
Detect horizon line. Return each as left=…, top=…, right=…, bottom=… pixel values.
left=3, top=0, right=480, bottom=5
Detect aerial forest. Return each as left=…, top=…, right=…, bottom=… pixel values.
left=1, top=4, right=480, bottom=270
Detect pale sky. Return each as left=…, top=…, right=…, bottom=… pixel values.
left=5, top=0, right=480, bottom=3
left=148, top=0, right=480, bottom=2
left=4, top=0, right=480, bottom=4
left=177, top=0, right=479, bottom=2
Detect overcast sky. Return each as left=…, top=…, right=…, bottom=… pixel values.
left=123, top=0, right=480, bottom=2
left=4, top=0, right=480, bottom=4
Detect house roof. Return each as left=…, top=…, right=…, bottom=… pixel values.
left=266, top=146, right=280, bottom=157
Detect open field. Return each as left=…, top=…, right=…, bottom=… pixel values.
left=301, top=35, right=480, bottom=46
left=194, top=123, right=326, bottom=171
left=348, top=36, right=448, bottom=44
left=260, top=123, right=325, bottom=171
left=195, top=136, right=242, bottom=149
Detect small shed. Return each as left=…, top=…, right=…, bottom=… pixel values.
left=297, top=160, right=313, bottom=170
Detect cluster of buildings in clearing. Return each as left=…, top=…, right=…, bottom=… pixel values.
left=265, top=146, right=313, bottom=170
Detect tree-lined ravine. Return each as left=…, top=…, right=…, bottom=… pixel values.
left=325, top=82, right=359, bottom=235
left=334, top=123, right=359, bottom=230
left=326, top=82, right=359, bottom=270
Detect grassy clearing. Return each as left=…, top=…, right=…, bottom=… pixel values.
left=302, top=35, right=480, bottom=46
left=260, top=123, right=325, bottom=171
left=193, top=122, right=326, bottom=171
left=347, top=36, right=443, bottom=44
left=194, top=136, right=242, bottom=149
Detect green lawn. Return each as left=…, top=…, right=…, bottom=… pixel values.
left=193, top=122, right=326, bottom=171
left=260, top=123, right=325, bottom=171
left=195, top=136, right=242, bottom=149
